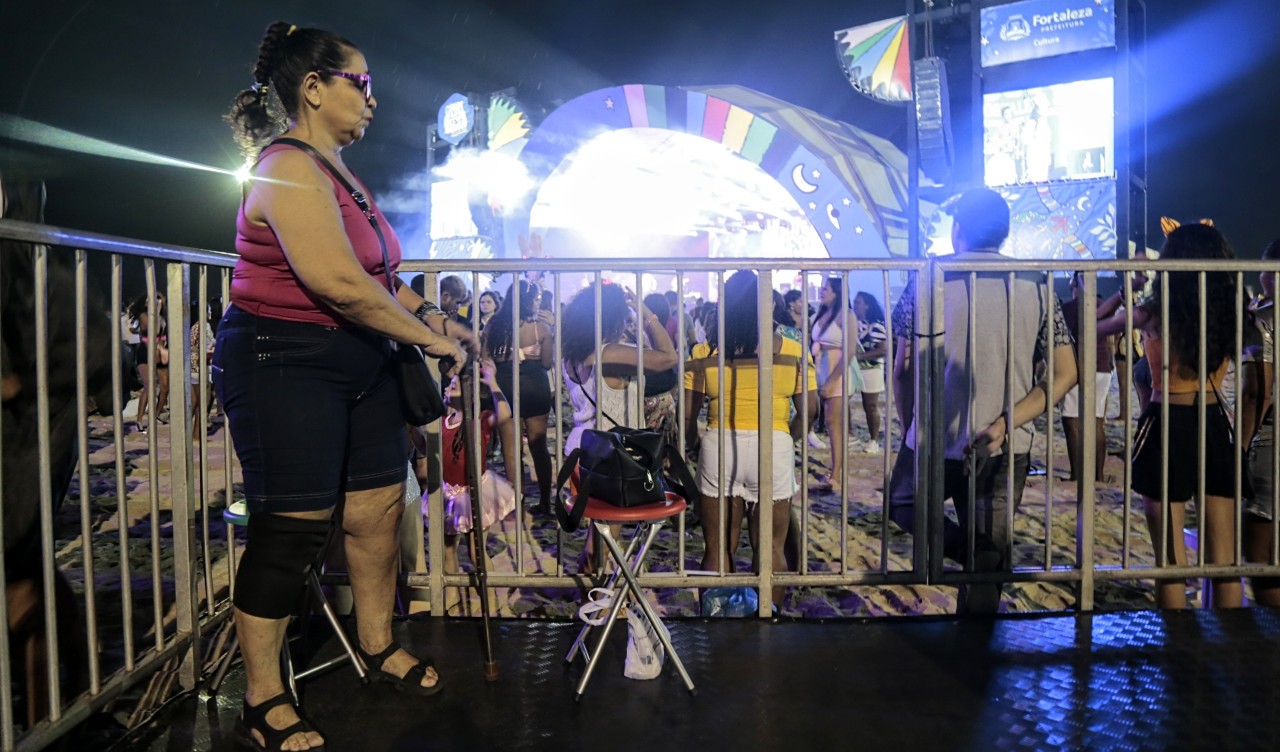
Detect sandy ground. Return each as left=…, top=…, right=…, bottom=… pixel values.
left=54, top=375, right=1180, bottom=656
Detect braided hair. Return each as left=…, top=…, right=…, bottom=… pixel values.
left=224, top=22, right=357, bottom=157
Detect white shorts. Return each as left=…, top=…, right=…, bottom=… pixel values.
left=696, top=429, right=797, bottom=503
left=1062, top=372, right=1113, bottom=419
left=858, top=365, right=885, bottom=394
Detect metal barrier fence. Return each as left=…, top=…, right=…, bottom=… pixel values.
left=3, top=216, right=1280, bottom=749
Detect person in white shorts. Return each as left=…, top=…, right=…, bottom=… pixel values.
left=853, top=291, right=888, bottom=453
left=1060, top=271, right=1123, bottom=482
left=685, top=270, right=818, bottom=604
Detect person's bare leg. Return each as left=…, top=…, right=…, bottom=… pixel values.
left=1244, top=516, right=1280, bottom=606
left=1204, top=494, right=1243, bottom=608
left=344, top=482, right=439, bottom=690
left=1143, top=497, right=1188, bottom=608
left=1093, top=417, right=1107, bottom=482
left=823, top=395, right=846, bottom=492
left=136, top=364, right=150, bottom=425
left=748, top=498, right=793, bottom=606
left=1062, top=416, right=1081, bottom=481
left=156, top=367, right=170, bottom=415
left=495, top=412, right=520, bottom=490
left=699, top=494, right=726, bottom=573
left=238, top=508, right=329, bottom=751
left=861, top=392, right=881, bottom=443
left=524, top=415, right=552, bottom=510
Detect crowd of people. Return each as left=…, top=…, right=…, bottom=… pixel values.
left=7, top=18, right=1277, bottom=751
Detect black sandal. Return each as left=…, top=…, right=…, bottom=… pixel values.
left=235, top=693, right=324, bottom=751
left=356, top=640, right=443, bottom=696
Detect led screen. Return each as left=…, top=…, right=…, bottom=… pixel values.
left=980, top=0, right=1116, bottom=67
left=983, top=77, right=1113, bottom=187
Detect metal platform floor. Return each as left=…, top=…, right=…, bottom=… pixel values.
left=117, top=608, right=1280, bottom=752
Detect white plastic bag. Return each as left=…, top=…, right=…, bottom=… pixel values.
left=623, top=607, right=667, bottom=680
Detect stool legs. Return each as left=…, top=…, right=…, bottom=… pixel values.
left=568, top=519, right=696, bottom=698
left=594, top=524, right=696, bottom=696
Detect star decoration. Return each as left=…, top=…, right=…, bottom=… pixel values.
left=980, top=36, right=990, bottom=46
left=604, top=97, right=615, bottom=110
left=808, top=201, right=817, bottom=210
left=824, top=232, right=833, bottom=240
left=811, top=169, right=821, bottom=180
left=854, top=226, right=864, bottom=235
left=841, top=197, right=852, bottom=206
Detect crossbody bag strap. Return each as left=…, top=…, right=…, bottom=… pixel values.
left=267, top=138, right=396, bottom=296
left=567, top=365, right=627, bottom=428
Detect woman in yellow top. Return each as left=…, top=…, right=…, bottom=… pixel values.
left=1118, top=223, right=1247, bottom=608
left=684, top=270, right=818, bottom=603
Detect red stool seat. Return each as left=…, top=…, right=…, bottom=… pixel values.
left=581, top=493, right=686, bottom=523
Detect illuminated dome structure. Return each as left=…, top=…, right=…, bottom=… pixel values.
left=508, top=84, right=921, bottom=263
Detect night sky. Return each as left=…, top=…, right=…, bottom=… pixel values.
left=2, top=0, right=1278, bottom=259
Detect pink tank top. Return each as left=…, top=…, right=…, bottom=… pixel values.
left=231, top=143, right=402, bottom=326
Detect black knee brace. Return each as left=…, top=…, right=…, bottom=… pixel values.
left=233, top=513, right=331, bottom=619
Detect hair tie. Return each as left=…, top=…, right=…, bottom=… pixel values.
left=287, top=25, right=298, bottom=36
left=252, top=82, right=269, bottom=95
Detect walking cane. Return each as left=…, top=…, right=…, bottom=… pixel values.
left=459, top=361, right=500, bottom=681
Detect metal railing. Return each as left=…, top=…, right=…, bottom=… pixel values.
left=3, top=216, right=1280, bottom=749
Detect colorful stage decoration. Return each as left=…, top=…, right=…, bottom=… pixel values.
left=834, top=17, right=913, bottom=105
left=437, top=92, right=475, bottom=145
left=980, top=0, right=1116, bottom=68
left=514, top=83, right=932, bottom=262
left=999, top=179, right=1116, bottom=259
left=488, top=92, right=531, bottom=152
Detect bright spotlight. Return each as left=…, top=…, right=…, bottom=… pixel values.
left=233, top=164, right=252, bottom=184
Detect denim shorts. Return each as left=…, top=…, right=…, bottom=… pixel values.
left=1247, top=414, right=1276, bottom=521
left=212, top=305, right=406, bottom=513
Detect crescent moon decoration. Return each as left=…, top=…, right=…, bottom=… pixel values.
left=792, top=163, right=819, bottom=193
left=826, top=204, right=841, bottom=230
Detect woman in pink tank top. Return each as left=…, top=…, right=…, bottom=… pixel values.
left=218, top=22, right=478, bottom=751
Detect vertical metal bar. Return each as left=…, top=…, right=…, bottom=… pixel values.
left=757, top=268, right=775, bottom=615
left=1077, top=272, right=1097, bottom=610
left=1234, top=273, right=1244, bottom=569
left=222, top=269, right=236, bottom=601
left=1005, top=273, right=1017, bottom=583
left=966, top=271, right=977, bottom=572
left=34, top=243, right=63, bottom=717
left=74, top=249, right=100, bottom=693
left=144, top=260, right=163, bottom=650
left=552, top=272, right=565, bottom=576
left=1044, top=275, right=1056, bottom=571
left=635, top=272, right=645, bottom=421
left=510, top=274, right=524, bottom=576
left=1196, top=273, right=1207, bottom=594
left=114, top=257, right=135, bottom=668
left=1121, top=271, right=1134, bottom=570
left=167, top=262, right=199, bottom=689
left=1159, top=271, right=1170, bottom=567
left=924, top=263, right=944, bottom=581
left=798, top=273, right=811, bottom=576
left=198, top=267, right=213, bottom=616
left=0, top=236, right=15, bottom=750
left=676, top=272, right=687, bottom=573
left=880, top=269, right=893, bottom=573
left=716, top=272, right=727, bottom=576
left=839, top=272, right=850, bottom=566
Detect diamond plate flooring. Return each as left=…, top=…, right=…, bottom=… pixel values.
left=117, top=609, right=1280, bottom=752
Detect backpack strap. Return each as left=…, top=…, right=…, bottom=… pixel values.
left=554, top=448, right=589, bottom=532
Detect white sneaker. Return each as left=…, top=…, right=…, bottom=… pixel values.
left=862, top=439, right=882, bottom=454
left=807, top=432, right=829, bottom=449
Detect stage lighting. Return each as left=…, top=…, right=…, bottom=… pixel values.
left=233, top=163, right=252, bottom=184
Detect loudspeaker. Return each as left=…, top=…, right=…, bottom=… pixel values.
left=914, top=56, right=954, bottom=183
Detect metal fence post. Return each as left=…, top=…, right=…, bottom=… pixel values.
left=166, top=263, right=199, bottom=689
